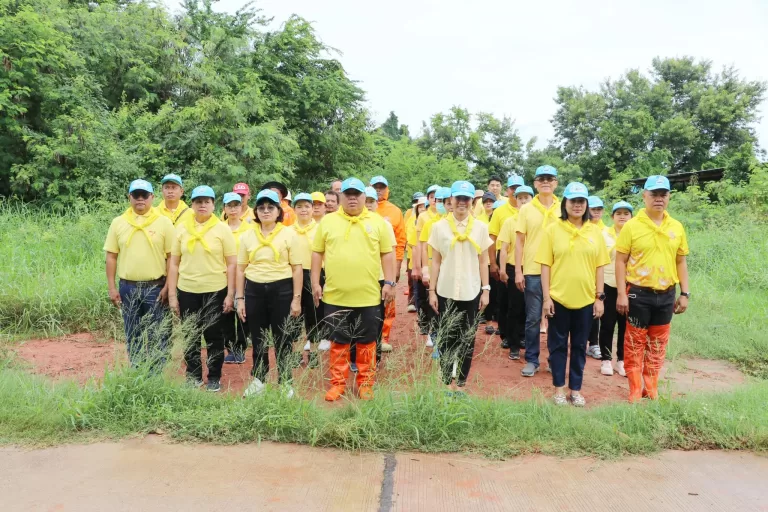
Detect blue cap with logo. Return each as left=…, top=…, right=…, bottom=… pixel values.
left=507, top=175, right=525, bottom=187
left=436, top=187, right=452, bottom=200
left=612, top=200, right=634, bottom=214
left=292, top=192, right=313, bottom=206
left=535, top=165, right=558, bottom=177
left=563, top=182, right=589, bottom=200
left=256, top=189, right=280, bottom=204
left=492, top=199, right=505, bottom=209
left=412, top=192, right=424, bottom=201
left=451, top=180, right=475, bottom=198
left=426, top=184, right=440, bottom=195
left=161, top=174, right=183, bottom=186
left=222, top=192, right=242, bottom=204
left=588, top=195, right=604, bottom=208
left=341, top=177, right=366, bottom=193
left=128, top=179, right=153, bottom=194
left=644, top=175, right=671, bottom=191
left=364, top=186, right=378, bottom=200
left=514, top=185, right=534, bottom=197
left=370, top=176, right=388, bottom=187
left=191, top=185, right=215, bottom=200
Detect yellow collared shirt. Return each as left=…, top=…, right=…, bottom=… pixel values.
left=172, top=221, right=237, bottom=293
left=406, top=219, right=418, bottom=270
left=228, top=219, right=255, bottom=254
left=602, top=226, right=618, bottom=288
left=238, top=225, right=302, bottom=283
left=488, top=201, right=518, bottom=250
left=516, top=197, right=561, bottom=275
left=496, top=213, right=520, bottom=265
left=290, top=221, right=319, bottom=270
left=104, top=211, right=175, bottom=281
left=158, top=200, right=193, bottom=225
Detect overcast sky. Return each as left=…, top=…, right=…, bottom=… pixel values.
left=206, top=0, right=768, bottom=154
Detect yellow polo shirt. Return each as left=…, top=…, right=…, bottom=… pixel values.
left=488, top=201, right=518, bottom=249
left=404, top=207, right=414, bottom=227
left=104, top=209, right=175, bottom=281
left=158, top=200, right=193, bottom=225
left=516, top=196, right=561, bottom=275
left=379, top=220, right=397, bottom=280
left=602, top=226, right=618, bottom=288
left=419, top=214, right=445, bottom=262
left=172, top=220, right=237, bottom=293
left=228, top=219, right=255, bottom=253
left=415, top=207, right=436, bottom=234
left=535, top=220, right=610, bottom=309
left=290, top=220, right=319, bottom=270
left=476, top=211, right=490, bottom=225
left=238, top=224, right=301, bottom=283
left=615, top=209, right=689, bottom=291
left=312, top=210, right=394, bottom=308
left=428, top=215, right=493, bottom=301
left=496, top=214, right=520, bottom=265
left=406, top=220, right=418, bottom=270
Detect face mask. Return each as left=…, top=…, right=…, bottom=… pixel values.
left=436, top=203, right=446, bottom=215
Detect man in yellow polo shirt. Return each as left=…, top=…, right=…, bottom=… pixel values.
left=157, top=174, right=193, bottom=225
left=616, top=175, right=690, bottom=402
left=105, top=179, right=176, bottom=372
left=311, top=178, right=396, bottom=401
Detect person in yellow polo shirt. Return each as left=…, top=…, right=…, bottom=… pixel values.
left=412, top=185, right=439, bottom=336
left=487, top=175, right=503, bottom=201
left=406, top=196, right=427, bottom=313
left=311, top=178, right=396, bottom=401
left=105, top=179, right=176, bottom=372
left=168, top=186, right=237, bottom=392
left=428, top=181, right=493, bottom=391
left=515, top=165, right=561, bottom=377
left=420, top=186, right=452, bottom=348
left=615, top=175, right=690, bottom=402
left=238, top=190, right=304, bottom=398
left=536, top=182, right=609, bottom=407
left=404, top=191, right=424, bottom=309
left=585, top=195, right=607, bottom=359
left=311, top=192, right=326, bottom=223
left=157, top=174, right=193, bottom=225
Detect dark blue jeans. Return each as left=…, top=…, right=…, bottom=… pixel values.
left=547, top=300, right=593, bottom=391
left=118, top=280, right=169, bottom=373
left=523, top=275, right=543, bottom=365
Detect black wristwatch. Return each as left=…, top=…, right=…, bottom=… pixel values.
left=680, top=292, right=691, bottom=298
left=596, top=292, right=606, bottom=301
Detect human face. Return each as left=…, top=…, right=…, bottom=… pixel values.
left=129, top=191, right=153, bottom=215
left=312, top=201, right=325, bottom=219
left=612, top=208, right=632, bottom=228
left=507, top=185, right=519, bottom=201
left=416, top=203, right=426, bottom=215
left=488, top=180, right=502, bottom=197
left=589, top=207, right=604, bottom=222
left=256, top=200, right=279, bottom=224
left=565, top=198, right=587, bottom=220
left=444, top=197, right=455, bottom=213
left=453, top=196, right=471, bottom=217
left=365, top=197, right=378, bottom=212
left=427, top=192, right=436, bottom=208
left=643, top=190, right=670, bottom=213
left=294, top=200, right=312, bottom=221
left=192, top=197, right=214, bottom=220
left=534, top=175, right=557, bottom=195
left=162, top=183, right=182, bottom=202
left=224, top=201, right=242, bottom=220
left=325, top=193, right=338, bottom=212
left=331, top=180, right=342, bottom=194
left=483, top=199, right=494, bottom=215
left=341, top=190, right=364, bottom=216
left=516, top=193, right=533, bottom=207
left=372, top=183, right=387, bottom=201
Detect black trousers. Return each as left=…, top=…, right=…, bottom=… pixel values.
left=301, top=269, right=325, bottom=343
left=599, top=285, right=626, bottom=361
left=245, top=277, right=299, bottom=384
left=178, top=287, right=228, bottom=381
left=487, top=268, right=499, bottom=322
left=350, top=280, right=385, bottom=363
left=494, top=255, right=509, bottom=339
left=437, top=294, right=480, bottom=385
left=222, top=311, right=248, bottom=356
left=504, top=264, right=526, bottom=350
left=417, top=278, right=436, bottom=334
left=588, top=316, right=600, bottom=348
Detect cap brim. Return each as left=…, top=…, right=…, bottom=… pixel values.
left=453, top=192, right=474, bottom=198
left=161, top=179, right=182, bottom=186
left=645, top=185, right=670, bottom=191
left=130, top=187, right=153, bottom=193
left=342, top=187, right=365, bottom=194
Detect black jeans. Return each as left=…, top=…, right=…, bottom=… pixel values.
left=245, top=278, right=299, bottom=384
left=178, top=288, right=228, bottom=381
left=437, top=294, right=480, bottom=385
left=487, top=269, right=499, bottom=322
left=222, top=311, right=248, bottom=356
left=504, top=264, right=525, bottom=350
left=417, top=278, right=436, bottom=335
left=627, top=285, right=676, bottom=328
left=588, top=316, right=600, bottom=348
left=301, top=269, right=325, bottom=343
left=599, top=285, right=625, bottom=361
left=547, top=300, right=592, bottom=391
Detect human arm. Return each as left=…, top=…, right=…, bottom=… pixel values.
left=514, top=232, right=526, bottom=292
left=428, top=249, right=442, bottom=313
left=290, top=264, right=303, bottom=317
left=499, top=242, right=509, bottom=284
left=594, top=266, right=605, bottom=318
left=236, top=264, right=247, bottom=322
left=223, top=255, right=236, bottom=313
left=541, top=264, right=554, bottom=317
left=488, top=236, right=499, bottom=280
left=167, top=255, right=181, bottom=316
left=674, top=255, right=689, bottom=314
left=479, top=248, right=490, bottom=310
left=311, top=252, right=324, bottom=308
left=381, top=251, right=396, bottom=304
left=615, top=252, right=629, bottom=315
left=105, top=252, right=121, bottom=307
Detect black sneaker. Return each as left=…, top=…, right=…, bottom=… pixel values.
left=233, top=352, right=246, bottom=364
left=206, top=379, right=221, bottom=392
left=494, top=328, right=502, bottom=336
left=350, top=362, right=359, bottom=373
left=224, top=353, right=236, bottom=364
left=484, top=325, right=495, bottom=335
left=508, top=349, right=520, bottom=360
left=500, top=339, right=510, bottom=349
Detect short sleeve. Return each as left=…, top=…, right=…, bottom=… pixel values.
left=516, top=207, right=528, bottom=234
left=497, top=217, right=515, bottom=245
left=488, top=211, right=502, bottom=237
left=312, top=221, right=326, bottom=253
left=419, top=222, right=431, bottom=243
left=221, top=227, right=237, bottom=257
left=162, top=219, right=175, bottom=253
left=237, top=231, right=251, bottom=265
left=479, top=224, right=494, bottom=252
left=288, top=231, right=303, bottom=266
left=427, top=224, right=440, bottom=252
left=595, top=231, right=611, bottom=267
left=416, top=213, right=428, bottom=233
left=379, top=221, right=394, bottom=254
left=387, top=223, right=397, bottom=249
left=534, top=226, right=554, bottom=267
left=615, top=222, right=632, bottom=254
left=677, top=225, right=689, bottom=256
left=171, top=229, right=183, bottom=256
left=104, top=219, right=119, bottom=253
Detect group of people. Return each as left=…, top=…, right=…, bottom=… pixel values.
left=105, top=166, right=690, bottom=404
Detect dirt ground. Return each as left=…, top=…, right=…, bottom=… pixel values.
left=13, top=280, right=744, bottom=406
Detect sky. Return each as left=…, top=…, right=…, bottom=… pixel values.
left=203, top=0, right=768, bottom=153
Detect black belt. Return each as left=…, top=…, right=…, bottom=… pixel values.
left=120, top=277, right=166, bottom=287
left=629, top=284, right=675, bottom=294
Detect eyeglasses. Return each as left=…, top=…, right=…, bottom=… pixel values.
left=535, top=176, right=556, bottom=183
left=256, top=204, right=277, bottom=213
left=130, top=191, right=150, bottom=200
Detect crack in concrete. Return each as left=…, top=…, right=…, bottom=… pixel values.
left=378, top=453, right=397, bottom=512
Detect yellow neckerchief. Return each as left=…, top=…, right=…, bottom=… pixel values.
left=122, top=207, right=160, bottom=247
left=559, top=219, right=592, bottom=252
left=160, top=200, right=189, bottom=224
left=604, top=225, right=617, bottom=241
left=530, top=195, right=559, bottom=228
left=446, top=213, right=482, bottom=254
left=293, top=219, right=316, bottom=235
left=635, top=208, right=672, bottom=249
left=184, top=215, right=220, bottom=254
left=250, top=222, right=285, bottom=262
left=337, top=208, right=371, bottom=240
left=228, top=219, right=253, bottom=239
left=592, top=219, right=606, bottom=230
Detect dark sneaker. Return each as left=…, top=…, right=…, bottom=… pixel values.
left=233, top=352, right=246, bottom=364
left=206, top=379, right=221, bottom=392
left=500, top=339, right=510, bottom=349
left=521, top=362, right=539, bottom=377
left=494, top=328, right=502, bottom=336
left=350, top=362, right=359, bottom=373
left=484, top=325, right=495, bottom=335
left=224, top=353, right=236, bottom=364
left=508, top=349, right=520, bottom=360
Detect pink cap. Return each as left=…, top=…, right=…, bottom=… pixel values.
left=233, top=183, right=249, bottom=194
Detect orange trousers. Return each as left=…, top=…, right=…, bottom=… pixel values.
left=624, top=323, right=670, bottom=402
left=328, top=341, right=376, bottom=391
left=382, top=300, right=396, bottom=343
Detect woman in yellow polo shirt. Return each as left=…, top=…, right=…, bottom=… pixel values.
left=535, top=183, right=609, bottom=407
left=238, top=190, right=304, bottom=398
left=168, top=186, right=237, bottom=392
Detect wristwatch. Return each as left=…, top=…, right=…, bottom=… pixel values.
left=481, top=285, right=491, bottom=291
left=680, top=292, right=691, bottom=298
left=384, top=280, right=396, bottom=287
left=596, top=292, right=606, bottom=301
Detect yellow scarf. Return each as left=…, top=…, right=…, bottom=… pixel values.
left=229, top=219, right=254, bottom=239
left=635, top=209, right=672, bottom=250
left=160, top=200, right=189, bottom=224
left=531, top=195, right=559, bottom=228
left=293, top=219, right=316, bottom=235
left=122, top=207, right=160, bottom=247
left=184, top=215, right=220, bottom=254
left=446, top=214, right=482, bottom=254
left=338, top=209, right=371, bottom=240
left=560, top=219, right=592, bottom=252
left=604, top=225, right=617, bottom=241
left=250, top=223, right=285, bottom=262
left=593, top=219, right=606, bottom=230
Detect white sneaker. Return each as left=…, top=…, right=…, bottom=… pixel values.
left=451, top=361, right=458, bottom=379
left=318, top=340, right=331, bottom=351
left=425, top=335, right=434, bottom=348
left=616, top=360, right=626, bottom=377
left=588, top=345, right=602, bottom=359
left=381, top=342, right=393, bottom=352
left=285, top=387, right=295, bottom=399
left=243, top=378, right=266, bottom=398
left=303, top=340, right=311, bottom=351
left=407, top=304, right=417, bottom=313
left=600, top=360, right=614, bottom=376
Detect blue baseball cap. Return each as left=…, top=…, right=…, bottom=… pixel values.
left=436, top=187, right=452, bottom=200
left=588, top=196, right=604, bottom=208
left=412, top=192, right=424, bottom=201
left=535, top=165, right=558, bottom=177
left=256, top=189, right=280, bottom=204
left=563, top=182, right=589, bottom=200
left=514, top=185, right=534, bottom=197
left=492, top=199, right=505, bottom=209
left=482, top=191, right=497, bottom=202
left=364, top=186, right=378, bottom=200
left=507, top=175, right=525, bottom=187
left=644, top=175, right=671, bottom=191
left=426, top=184, right=440, bottom=195
left=222, top=192, right=242, bottom=204
left=292, top=192, right=313, bottom=206
left=190, top=185, right=215, bottom=200
left=128, top=179, right=153, bottom=194
left=612, top=201, right=634, bottom=214
left=341, top=177, right=366, bottom=194
left=451, top=180, right=475, bottom=198
left=161, top=174, right=182, bottom=186
left=370, top=176, right=388, bottom=187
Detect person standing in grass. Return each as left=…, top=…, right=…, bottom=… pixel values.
left=598, top=201, right=634, bottom=377
left=586, top=195, right=606, bottom=360
left=499, top=185, right=534, bottom=361
left=157, top=174, right=193, bottom=226
left=238, top=190, right=304, bottom=398
left=412, top=184, right=440, bottom=336
left=167, top=186, right=237, bottom=392
left=406, top=196, right=427, bottom=314
left=536, top=182, right=609, bottom=407
left=420, top=187, right=453, bottom=349
left=311, top=192, right=326, bottom=223
left=324, top=189, right=340, bottom=213
left=311, top=178, right=396, bottom=401
left=616, top=176, right=690, bottom=402
left=404, top=192, right=424, bottom=311
left=428, top=181, right=493, bottom=391
left=221, top=192, right=254, bottom=364
left=515, top=165, right=560, bottom=377
left=105, top=179, right=176, bottom=372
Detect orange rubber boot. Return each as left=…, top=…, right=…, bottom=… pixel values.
left=325, top=342, right=350, bottom=401
left=382, top=300, right=396, bottom=343
left=642, top=324, right=670, bottom=400
left=624, top=322, right=647, bottom=403
left=355, top=342, right=377, bottom=400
